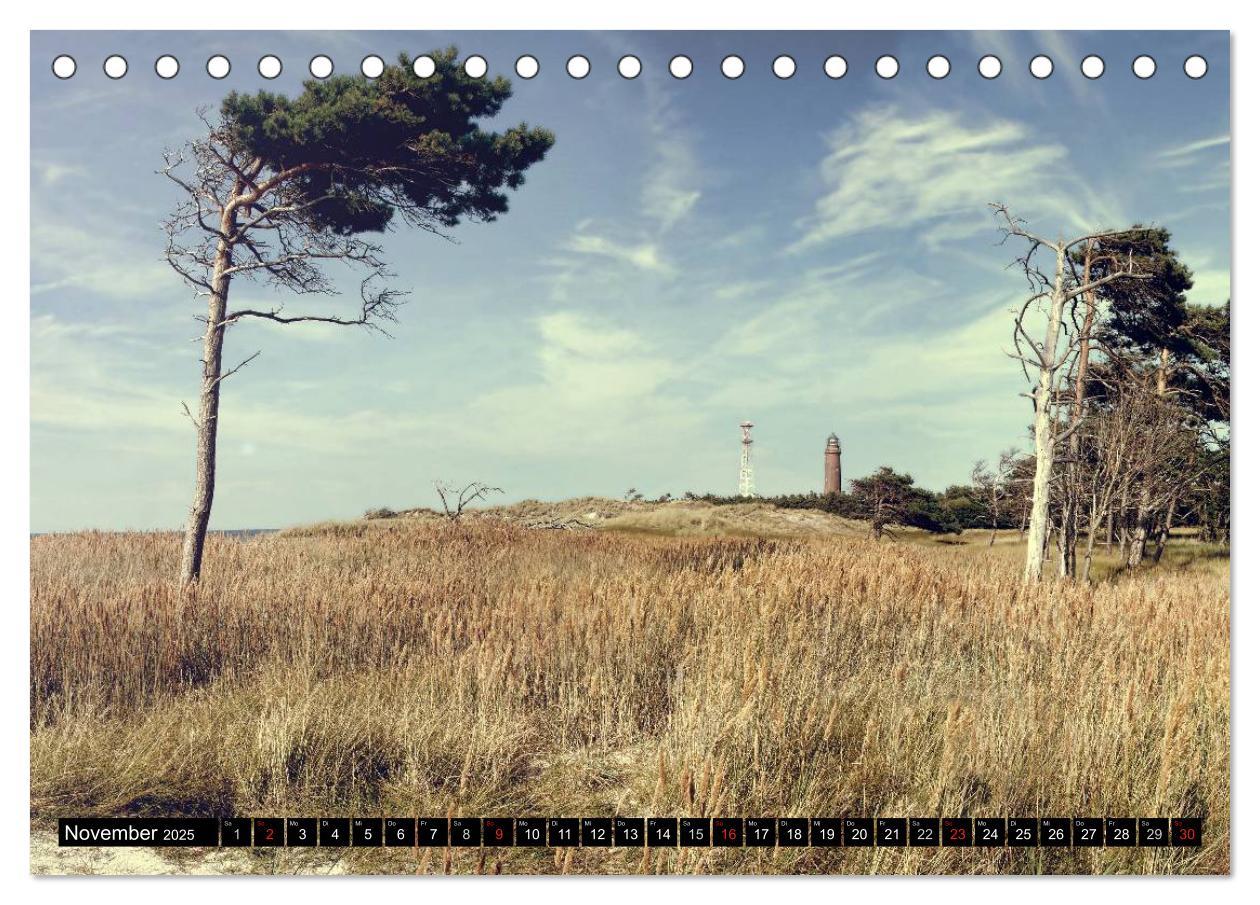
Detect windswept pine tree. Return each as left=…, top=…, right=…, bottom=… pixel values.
left=162, top=50, right=554, bottom=585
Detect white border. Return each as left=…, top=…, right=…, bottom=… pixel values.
left=6, top=2, right=1249, bottom=902
left=11, top=3, right=1244, bottom=29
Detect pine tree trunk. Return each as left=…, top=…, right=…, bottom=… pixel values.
left=1127, top=496, right=1151, bottom=570
left=1127, top=522, right=1149, bottom=569
left=1059, top=514, right=1078, bottom=579
left=179, top=237, right=233, bottom=586
left=1127, top=472, right=1160, bottom=570
left=1151, top=497, right=1176, bottom=564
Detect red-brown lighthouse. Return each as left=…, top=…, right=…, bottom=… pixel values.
left=824, top=433, right=842, bottom=494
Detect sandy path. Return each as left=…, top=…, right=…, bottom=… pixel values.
left=29, top=831, right=349, bottom=875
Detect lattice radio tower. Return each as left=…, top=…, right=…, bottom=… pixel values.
left=738, top=421, right=755, bottom=497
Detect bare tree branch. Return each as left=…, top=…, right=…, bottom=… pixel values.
left=180, top=400, right=200, bottom=431
left=433, top=480, right=504, bottom=522
left=210, top=350, right=261, bottom=388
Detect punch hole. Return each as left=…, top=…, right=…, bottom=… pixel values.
left=413, top=55, right=436, bottom=78
left=926, top=55, right=950, bottom=79
left=721, top=55, right=745, bottom=79
left=670, top=55, right=693, bottom=79
left=978, top=55, right=1002, bottom=79
left=258, top=55, right=282, bottom=79
left=103, top=55, right=128, bottom=79
left=51, top=55, right=76, bottom=79
left=155, top=55, right=179, bottom=79
left=566, top=55, right=590, bottom=79
left=875, top=55, right=899, bottom=79
left=618, top=55, right=642, bottom=79
left=1029, top=55, right=1053, bottom=79
left=1184, top=55, right=1208, bottom=79
left=823, top=55, right=848, bottom=79
left=515, top=55, right=539, bottom=79
left=309, top=55, right=333, bottom=79
left=773, top=55, right=796, bottom=79
left=1132, top=55, right=1156, bottom=79
left=1081, top=55, right=1104, bottom=79
left=206, top=55, right=231, bottom=79
left=464, top=55, right=488, bottom=79
left=361, top=55, right=385, bottom=79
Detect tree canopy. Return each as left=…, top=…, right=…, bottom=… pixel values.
left=218, top=48, right=555, bottom=237
left=1083, top=227, right=1194, bottom=361
left=849, top=466, right=960, bottom=538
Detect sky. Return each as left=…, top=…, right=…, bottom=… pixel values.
left=29, top=30, right=1230, bottom=532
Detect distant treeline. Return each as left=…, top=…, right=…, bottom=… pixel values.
left=681, top=466, right=1022, bottom=538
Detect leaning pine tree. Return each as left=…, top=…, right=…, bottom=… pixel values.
left=162, top=50, right=554, bottom=586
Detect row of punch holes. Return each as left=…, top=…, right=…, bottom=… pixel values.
left=51, top=52, right=1210, bottom=82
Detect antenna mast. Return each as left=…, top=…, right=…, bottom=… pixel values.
left=738, top=421, right=755, bottom=497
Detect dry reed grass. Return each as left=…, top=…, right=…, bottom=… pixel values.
left=30, top=518, right=1229, bottom=874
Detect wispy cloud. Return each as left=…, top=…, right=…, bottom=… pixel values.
left=707, top=288, right=1017, bottom=425
left=446, top=310, right=697, bottom=458
left=791, top=106, right=1117, bottom=253
left=31, top=311, right=430, bottom=463
left=712, top=279, right=772, bottom=302
left=30, top=218, right=172, bottom=300
left=534, top=311, right=673, bottom=397
left=1156, top=134, right=1230, bottom=164
left=564, top=232, right=671, bottom=273
left=30, top=313, right=185, bottom=436
left=642, top=137, right=701, bottom=234
left=31, top=160, right=88, bottom=186
left=640, top=74, right=703, bottom=234
left=1036, top=32, right=1105, bottom=108
left=1151, top=134, right=1230, bottom=200
left=716, top=255, right=949, bottom=366
left=537, top=75, right=702, bottom=300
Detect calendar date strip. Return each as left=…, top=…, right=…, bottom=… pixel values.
left=58, top=816, right=1202, bottom=848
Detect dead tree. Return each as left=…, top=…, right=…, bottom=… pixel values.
left=972, top=449, right=1018, bottom=546
left=1076, top=381, right=1146, bottom=582
left=991, top=204, right=1152, bottom=583
left=434, top=480, right=503, bottom=523
left=1122, top=399, right=1199, bottom=569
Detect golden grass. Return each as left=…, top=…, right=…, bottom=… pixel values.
left=30, top=518, right=1229, bottom=874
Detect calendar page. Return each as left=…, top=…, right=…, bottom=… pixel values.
left=29, top=29, right=1229, bottom=876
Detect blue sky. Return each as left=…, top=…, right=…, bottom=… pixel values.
left=30, top=30, right=1230, bottom=531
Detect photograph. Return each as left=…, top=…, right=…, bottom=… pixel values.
left=28, top=29, right=1229, bottom=876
